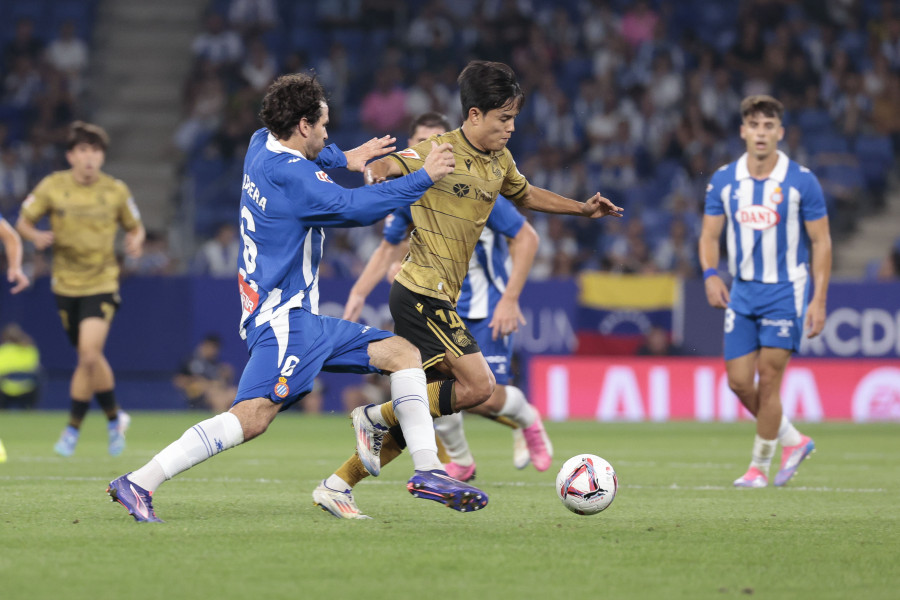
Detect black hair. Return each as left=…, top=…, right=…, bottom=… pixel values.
left=408, top=112, right=451, bottom=138
left=259, top=73, right=327, bottom=140
left=457, top=60, right=525, bottom=119
left=66, top=121, right=109, bottom=151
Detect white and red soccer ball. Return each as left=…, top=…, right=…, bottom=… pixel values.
left=556, top=454, right=617, bottom=515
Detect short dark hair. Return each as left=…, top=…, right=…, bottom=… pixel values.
left=66, top=121, right=109, bottom=151
left=259, top=73, right=327, bottom=140
left=458, top=60, right=525, bottom=119
left=408, top=112, right=451, bottom=138
left=740, top=95, right=784, bottom=121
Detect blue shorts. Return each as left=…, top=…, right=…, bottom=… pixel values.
left=723, top=279, right=807, bottom=361
left=236, top=309, right=392, bottom=410
left=465, top=317, right=514, bottom=386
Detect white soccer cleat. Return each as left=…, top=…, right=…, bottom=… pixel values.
left=512, top=428, right=530, bottom=470
left=351, top=404, right=387, bottom=477
left=313, top=481, right=371, bottom=520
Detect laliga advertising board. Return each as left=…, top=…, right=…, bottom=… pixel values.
left=530, top=357, right=900, bottom=423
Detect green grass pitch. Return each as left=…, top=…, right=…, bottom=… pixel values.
left=1, top=411, right=897, bottom=600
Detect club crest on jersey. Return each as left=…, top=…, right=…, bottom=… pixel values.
left=398, top=148, right=420, bottom=159
left=770, top=186, right=783, bottom=204
left=452, top=329, right=472, bottom=348
left=735, top=205, right=780, bottom=230
left=274, top=377, right=290, bottom=398
left=315, top=170, right=334, bottom=183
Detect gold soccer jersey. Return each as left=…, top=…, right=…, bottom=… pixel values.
left=20, top=170, right=141, bottom=296
left=388, top=128, right=529, bottom=304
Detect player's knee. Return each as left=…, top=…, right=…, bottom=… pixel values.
left=386, top=338, right=422, bottom=372
left=457, top=371, right=495, bottom=409
left=727, top=376, right=754, bottom=398
left=76, top=350, right=104, bottom=371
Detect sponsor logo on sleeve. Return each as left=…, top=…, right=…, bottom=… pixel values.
left=397, top=149, right=420, bottom=159
left=315, top=171, right=334, bottom=183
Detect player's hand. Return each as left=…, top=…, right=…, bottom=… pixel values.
left=805, top=300, right=826, bottom=338
left=345, top=135, right=397, bottom=172
left=7, top=267, right=29, bottom=294
left=124, top=228, right=144, bottom=259
left=364, top=168, right=387, bottom=185
left=489, top=296, right=526, bottom=341
left=581, top=193, right=623, bottom=219
left=31, top=230, right=54, bottom=250
left=422, top=141, right=455, bottom=182
left=343, top=292, right=366, bottom=322
left=704, top=276, right=729, bottom=309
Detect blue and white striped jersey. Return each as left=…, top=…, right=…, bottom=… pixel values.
left=238, top=128, right=433, bottom=339
left=704, top=151, right=827, bottom=286
left=383, top=195, right=525, bottom=319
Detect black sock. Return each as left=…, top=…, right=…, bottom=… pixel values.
left=94, top=389, right=119, bottom=421
left=69, top=399, right=90, bottom=429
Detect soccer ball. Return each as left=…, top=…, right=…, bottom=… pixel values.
left=556, top=454, right=617, bottom=515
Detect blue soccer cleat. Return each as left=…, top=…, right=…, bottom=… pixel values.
left=351, top=404, right=387, bottom=477
left=107, top=474, right=163, bottom=523
left=54, top=426, right=79, bottom=457
left=407, top=469, right=489, bottom=512
left=108, top=411, right=130, bottom=457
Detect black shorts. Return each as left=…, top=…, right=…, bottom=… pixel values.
left=55, top=292, right=120, bottom=347
left=389, top=282, right=480, bottom=373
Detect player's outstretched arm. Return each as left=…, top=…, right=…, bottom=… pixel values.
left=344, top=135, right=397, bottom=172
left=489, top=221, right=539, bottom=340
left=804, top=215, right=832, bottom=338
left=698, top=214, right=729, bottom=309
left=0, top=219, right=29, bottom=293
left=343, top=239, right=406, bottom=321
left=518, top=186, right=623, bottom=219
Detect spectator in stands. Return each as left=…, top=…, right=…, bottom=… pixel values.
left=192, top=222, right=240, bottom=278
left=3, top=19, right=43, bottom=71
left=173, top=334, right=237, bottom=413
left=174, top=59, right=226, bottom=153
left=0, top=146, right=29, bottom=214
left=314, top=42, right=350, bottom=127
left=876, top=238, right=900, bottom=279
left=240, top=37, right=277, bottom=93
left=44, top=21, right=90, bottom=96
left=191, top=12, right=244, bottom=69
left=0, top=323, right=41, bottom=410
left=359, top=67, right=408, bottom=133
left=123, top=230, right=174, bottom=276
left=620, top=0, right=659, bottom=49
left=653, top=219, right=699, bottom=278
left=637, top=325, right=683, bottom=357
left=3, top=56, right=42, bottom=109
left=227, top=0, right=278, bottom=35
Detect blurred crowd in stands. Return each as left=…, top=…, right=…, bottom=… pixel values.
left=2, top=0, right=900, bottom=282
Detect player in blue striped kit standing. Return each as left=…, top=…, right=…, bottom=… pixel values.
left=699, top=95, right=832, bottom=488
left=107, top=73, right=487, bottom=522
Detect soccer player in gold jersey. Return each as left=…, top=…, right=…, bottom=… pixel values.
left=17, top=121, right=145, bottom=457
left=323, top=61, right=623, bottom=516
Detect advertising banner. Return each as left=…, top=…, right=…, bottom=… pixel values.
left=530, top=356, right=900, bottom=423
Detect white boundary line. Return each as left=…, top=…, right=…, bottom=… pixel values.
left=0, top=475, right=887, bottom=493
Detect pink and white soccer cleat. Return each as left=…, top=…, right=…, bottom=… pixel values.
left=733, top=466, right=768, bottom=488
left=774, top=436, right=815, bottom=487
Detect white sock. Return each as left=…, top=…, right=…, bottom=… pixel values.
left=749, top=434, right=777, bottom=474
left=778, top=415, right=803, bottom=447
left=130, top=412, right=244, bottom=492
left=325, top=474, right=351, bottom=491
left=434, top=412, right=474, bottom=466
left=498, top=385, right=537, bottom=428
left=390, top=368, right=441, bottom=471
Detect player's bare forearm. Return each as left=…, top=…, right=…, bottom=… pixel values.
left=805, top=216, right=832, bottom=336
left=366, top=157, right=403, bottom=183
left=519, top=186, right=622, bottom=219
left=504, top=221, right=539, bottom=304
left=344, top=240, right=404, bottom=320
left=125, top=224, right=145, bottom=259
left=15, top=217, right=53, bottom=249
left=699, top=214, right=728, bottom=308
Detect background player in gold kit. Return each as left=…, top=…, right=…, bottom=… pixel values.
left=321, top=61, right=623, bottom=515
left=17, top=121, right=145, bottom=457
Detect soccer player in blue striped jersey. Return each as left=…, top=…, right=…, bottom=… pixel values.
left=699, top=95, right=831, bottom=488
left=107, top=74, right=487, bottom=522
